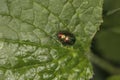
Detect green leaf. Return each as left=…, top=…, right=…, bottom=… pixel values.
left=0, top=0, right=103, bottom=80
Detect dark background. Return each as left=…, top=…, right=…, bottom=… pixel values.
left=91, top=0, right=120, bottom=80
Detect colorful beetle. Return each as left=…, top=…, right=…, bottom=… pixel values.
left=57, top=31, right=76, bottom=46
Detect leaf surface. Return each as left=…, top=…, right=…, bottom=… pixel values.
left=0, top=0, right=103, bottom=80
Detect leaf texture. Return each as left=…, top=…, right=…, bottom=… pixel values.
left=0, top=0, right=103, bottom=80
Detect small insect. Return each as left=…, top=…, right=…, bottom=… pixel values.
left=57, top=31, right=76, bottom=46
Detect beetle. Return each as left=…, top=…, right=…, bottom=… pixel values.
left=57, top=31, right=76, bottom=46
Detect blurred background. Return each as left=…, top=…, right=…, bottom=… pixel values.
left=91, top=0, right=120, bottom=80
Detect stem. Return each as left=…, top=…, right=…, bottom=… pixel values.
left=106, top=8, right=120, bottom=16
left=87, top=51, right=120, bottom=75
